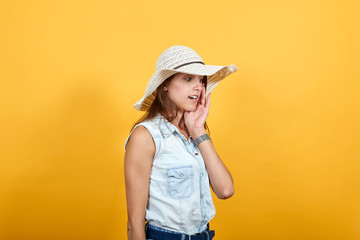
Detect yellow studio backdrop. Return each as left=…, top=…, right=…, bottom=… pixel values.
left=1, top=0, right=359, bottom=239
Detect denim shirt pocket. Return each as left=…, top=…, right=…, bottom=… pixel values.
left=167, top=166, right=194, bottom=199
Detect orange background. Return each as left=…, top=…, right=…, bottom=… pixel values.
left=1, top=0, right=360, bottom=239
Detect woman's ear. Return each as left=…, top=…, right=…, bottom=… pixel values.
left=163, top=84, right=168, bottom=91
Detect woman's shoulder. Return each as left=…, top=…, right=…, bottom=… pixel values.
left=129, top=125, right=153, bottom=144
left=125, top=124, right=155, bottom=152
left=124, top=115, right=162, bottom=151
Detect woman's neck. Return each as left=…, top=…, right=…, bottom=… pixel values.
left=170, top=110, right=190, bottom=139
left=171, top=110, right=185, bottom=129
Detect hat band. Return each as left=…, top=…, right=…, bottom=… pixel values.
left=173, top=61, right=204, bottom=70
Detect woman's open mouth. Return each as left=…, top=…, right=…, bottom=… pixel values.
left=188, top=95, right=199, bottom=102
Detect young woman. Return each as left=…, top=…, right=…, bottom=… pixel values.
left=124, top=45, right=238, bottom=240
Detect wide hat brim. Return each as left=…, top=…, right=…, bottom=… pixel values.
left=134, top=63, right=238, bottom=111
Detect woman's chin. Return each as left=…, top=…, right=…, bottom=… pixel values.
left=186, top=106, right=197, bottom=112
left=178, top=104, right=197, bottom=113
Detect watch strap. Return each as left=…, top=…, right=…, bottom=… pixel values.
left=195, top=134, right=211, bottom=147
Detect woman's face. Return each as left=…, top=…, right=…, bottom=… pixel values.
left=164, top=73, right=205, bottom=113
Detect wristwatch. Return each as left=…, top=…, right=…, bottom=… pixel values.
left=194, top=134, right=211, bottom=147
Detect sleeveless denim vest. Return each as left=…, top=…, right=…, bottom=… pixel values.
left=125, top=114, right=216, bottom=235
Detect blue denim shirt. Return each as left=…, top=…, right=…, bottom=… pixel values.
left=125, top=114, right=216, bottom=235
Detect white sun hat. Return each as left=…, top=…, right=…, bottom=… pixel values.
left=134, top=45, right=238, bottom=111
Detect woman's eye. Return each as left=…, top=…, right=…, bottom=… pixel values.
left=185, top=77, right=204, bottom=82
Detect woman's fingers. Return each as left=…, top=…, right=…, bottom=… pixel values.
left=205, top=93, right=211, bottom=109
left=200, top=84, right=206, bottom=105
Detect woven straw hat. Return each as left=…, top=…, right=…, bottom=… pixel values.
left=134, top=45, right=238, bottom=111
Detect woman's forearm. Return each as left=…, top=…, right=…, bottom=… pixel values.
left=189, top=127, right=234, bottom=199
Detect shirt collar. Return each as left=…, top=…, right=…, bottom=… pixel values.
left=154, top=114, right=194, bottom=143
left=154, top=114, right=178, bottom=138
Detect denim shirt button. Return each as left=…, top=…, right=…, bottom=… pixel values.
left=179, top=173, right=184, bottom=177
left=201, top=172, right=204, bottom=177
left=195, top=152, right=198, bottom=155
left=201, top=194, right=204, bottom=198
left=203, top=215, right=207, bottom=219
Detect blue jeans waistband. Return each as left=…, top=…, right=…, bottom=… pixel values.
left=145, top=224, right=215, bottom=240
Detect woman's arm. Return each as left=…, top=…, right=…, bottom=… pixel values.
left=189, top=127, right=234, bottom=199
left=124, top=126, right=155, bottom=240
left=184, top=85, right=234, bottom=199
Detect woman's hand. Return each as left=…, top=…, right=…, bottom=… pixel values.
left=184, top=84, right=211, bottom=133
left=184, top=84, right=235, bottom=199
